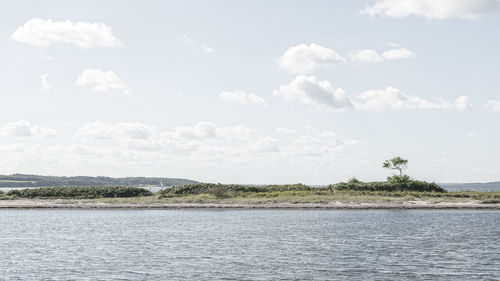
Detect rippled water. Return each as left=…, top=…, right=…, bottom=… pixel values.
left=0, top=210, right=498, bottom=280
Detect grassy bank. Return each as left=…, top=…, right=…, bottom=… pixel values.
left=0, top=183, right=498, bottom=205
left=12, top=189, right=493, bottom=206
left=157, top=189, right=499, bottom=204
left=160, top=181, right=445, bottom=197
left=151, top=182, right=497, bottom=204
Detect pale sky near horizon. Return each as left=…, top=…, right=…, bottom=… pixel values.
left=0, top=0, right=499, bottom=184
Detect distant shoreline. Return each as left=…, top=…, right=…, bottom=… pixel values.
left=1, top=199, right=498, bottom=210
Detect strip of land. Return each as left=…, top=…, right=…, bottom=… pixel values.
left=1, top=183, right=498, bottom=209
left=0, top=198, right=498, bottom=209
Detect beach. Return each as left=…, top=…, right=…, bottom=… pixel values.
left=1, top=198, right=498, bottom=209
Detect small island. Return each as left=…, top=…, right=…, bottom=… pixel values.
left=1, top=157, right=499, bottom=209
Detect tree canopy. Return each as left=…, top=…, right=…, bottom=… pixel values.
left=383, top=156, right=408, bottom=176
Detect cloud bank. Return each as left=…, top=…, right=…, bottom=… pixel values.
left=12, top=18, right=121, bottom=48
left=279, top=43, right=416, bottom=71
left=0, top=120, right=57, bottom=138
left=273, top=76, right=353, bottom=110
left=0, top=120, right=359, bottom=182
left=361, top=0, right=498, bottom=20
left=274, top=76, right=471, bottom=111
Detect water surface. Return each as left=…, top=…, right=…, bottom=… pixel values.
left=0, top=210, right=498, bottom=280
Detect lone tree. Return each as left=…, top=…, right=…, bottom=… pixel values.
left=383, top=156, right=408, bottom=176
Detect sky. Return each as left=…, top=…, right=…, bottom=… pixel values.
left=0, top=0, right=499, bottom=184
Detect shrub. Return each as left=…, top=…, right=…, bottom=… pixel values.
left=212, top=186, right=230, bottom=199
left=265, top=183, right=312, bottom=192
left=160, top=183, right=315, bottom=196
left=7, top=186, right=152, bottom=199
left=159, top=180, right=446, bottom=197
left=7, top=189, right=21, bottom=196
left=387, top=175, right=411, bottom=183
left=347, top=177, right=362, bottom=184
left=328, top=180, right=445, bottom=193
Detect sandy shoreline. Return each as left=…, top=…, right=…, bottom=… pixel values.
left=0, top=199, right=498, bottom=210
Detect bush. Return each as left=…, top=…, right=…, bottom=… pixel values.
left=348, top=177, right=362, bottom=184
left=265, top=183, right=313, bottom=192
left=160, top=183, right=315, bottom=196
left=212, top=186, right=230, bottom=199
left=387, top=175, right=411, bottom=183
left=328, top=180, right=445, bottom=193
left=160, top=181, right=446, bottom=196
left=164, top=183, right=262, bottom=195
left=7, top=186, right=153, bottom=199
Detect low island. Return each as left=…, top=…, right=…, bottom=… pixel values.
left=1, top=157, right=498, bottom=209
left=1, top=180, right=499, bottom=209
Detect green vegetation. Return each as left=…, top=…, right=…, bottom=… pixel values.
left=154, top=189, right=500, bottom=204
left=6, top=186, right=152, bottom=199
left=0, top=184, right=498, bottom=204
left=161, top=179, right=444, bottom=198
left=320, top=156, right=443, bottom=192
left=0, top=174, right=197, bottom=188
left=383, top=156, right=408, bottom=176
left=329, top=178, right=445, bottom=192
left=163, top=183, right=313, bottom=196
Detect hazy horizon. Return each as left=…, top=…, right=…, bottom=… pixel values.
left=1, top=0, right=499, bottom=184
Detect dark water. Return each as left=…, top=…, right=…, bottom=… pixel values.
left=0, top=210, right=498, bottom=280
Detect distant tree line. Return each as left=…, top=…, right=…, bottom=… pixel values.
left=0, top=174, right=197, bottom=188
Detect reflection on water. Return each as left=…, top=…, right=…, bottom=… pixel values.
left=0, top=210, right=498, bottom=280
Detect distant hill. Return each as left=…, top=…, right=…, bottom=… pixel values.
left=438, top=182, right=500, bottom=192
left=0, top=174, right=198, bottom=188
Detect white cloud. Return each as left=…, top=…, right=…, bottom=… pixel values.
left=273, top=78, right=470, bottom=111
left=284, top=131, right=360, bottom=157
left=466, top=132, right=479, bottom=137
left=11, top=18, right=121, bottom=48
left=349, top=49, right=384, bottom=63
left=215, top=125, right=256, bottom=142
left=273, top=76, right=353, bottom=110
left=350, top=45, right=415, bottom=63
left=382, top=47, right=416, bottom=60
left=41, top=73, right=50, bottom=92
left=361, top=0, right=498, bottom=20
left=0, top=120, right=58, bottom=137
left=219, top=91, right=267, bottom=107
left=174, top=122, right=217, bottom=140
left=75, top=121, right=154, bottom=140
left=455, top=96, right=472, bottom=110
left=76, top=69, right=130, bottom=95
left=485, top=100, right=500, bottom=112
left=278, top=43, right=345, bottom=74
left=354, top=87, right=470, bottom=110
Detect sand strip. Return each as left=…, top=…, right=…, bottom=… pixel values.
left=0, top=199, right=498, bottom=209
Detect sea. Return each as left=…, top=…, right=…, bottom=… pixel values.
left=0, top=209, right=498, bottom=280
